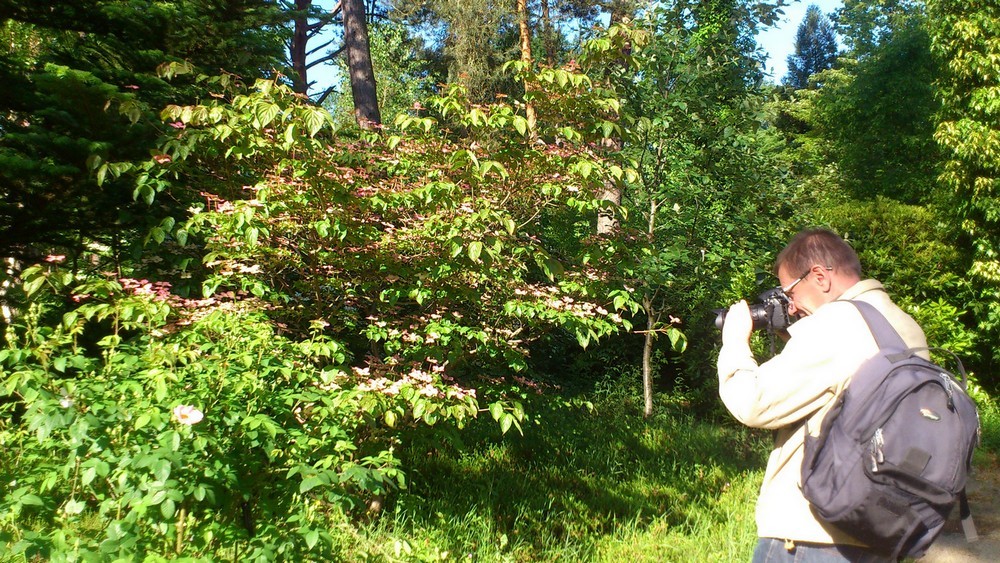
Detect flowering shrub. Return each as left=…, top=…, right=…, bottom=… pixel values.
left=125, top=70, right=641, bottom=386
left=0, top=264, right=478, bottom=558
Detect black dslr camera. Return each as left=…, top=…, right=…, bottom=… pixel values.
left=714, top=287, right=795, bottom=333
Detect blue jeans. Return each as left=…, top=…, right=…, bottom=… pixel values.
left=751, top=538, right=894, bottom=563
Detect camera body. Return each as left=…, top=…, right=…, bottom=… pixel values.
left=715, top=287, right=795, bottom=333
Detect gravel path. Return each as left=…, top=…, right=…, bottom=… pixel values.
left=921, top=454, right=1000, bottom=562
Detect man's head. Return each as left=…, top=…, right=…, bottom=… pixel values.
left=774, top=228, right=862, bottom=317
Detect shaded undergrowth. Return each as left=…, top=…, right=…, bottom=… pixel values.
left=349, top=377, right=771, bottom=562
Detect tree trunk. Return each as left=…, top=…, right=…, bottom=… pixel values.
left=641, top=199, right=659, bottom=418
left=516, top=0, right=537, bottom=140
left=342, top=0, right=381, bottom=128
left=596, top=161, right=621, bottom=234
left=541, top=0, right=555, bottom=65
left=596, top=2, right=636, bottom=235
left=289, top=0, right=311, bottom=94
left=642, top=293, right=655, bottom=418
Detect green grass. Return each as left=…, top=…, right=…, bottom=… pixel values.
left=10, top=376, right=992, bottom=562
left=342, top=380, right=1000, bottom=562
left=340, top=380, right=770, bottom=562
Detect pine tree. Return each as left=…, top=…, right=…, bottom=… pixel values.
left=783, top=4, right=839, bottom=89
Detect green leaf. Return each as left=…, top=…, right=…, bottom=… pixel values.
left=512, top=116, right=528, bottom=136
left=538, top=255, right=564, bottom=281
left=23, top=275, right=46, bottom=298
left=468, top=241, right=483, bottom=263
left=151, top=227, right=165, bottom=244
left=304, top=107, right=327, bottom=137
left=305, top=529, right=320, bottom=549
left=153, top=459, right=171, bottom=482
left=81, top=466, right=97, bottom=486
left=256, top=102, right=280, bottom=128
left=300, top=476, right=323, bottom=493
left=148, top=490, right=167, bottom=506
left=161, top=498, right=176, bottom=519
left=500, top=413, right=514, bottom=434
left=469, top=107, right=486, bottom=126
left=63, top=499, right=86, bottom=515
left=17, top=495, right=45, bottom=506
left=503, top=218, right=516, bottom=235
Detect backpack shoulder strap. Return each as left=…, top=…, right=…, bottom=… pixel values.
left=849, top=301, right=969, bottom=383
left=848, top=299, right=907, bottom=352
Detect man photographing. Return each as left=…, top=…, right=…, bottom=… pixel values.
left=717, top=228, right=927, bottom=562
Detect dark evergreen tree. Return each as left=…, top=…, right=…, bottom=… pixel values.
left=0, top=1, right=286, bottom=265
left=783, top=4, right=839, bottom=89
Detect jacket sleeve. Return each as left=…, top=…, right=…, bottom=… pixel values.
left=717, top=303, right=872, bottom=429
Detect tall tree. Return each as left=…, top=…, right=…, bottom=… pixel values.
left=342, top=0, right=381, bottom=126
left=784, top=4, right=839, bottom=89
left=283, top=0, right=374, bottom=103
left=833, top=0, right=924, bottom=59
left=389, top=0, right=516, bottom=99
left=597, top=1, right=787, bottom=415
left=288, top=0, right=335, bottom=95
left=388, top=0, right=617, bottom=101
left=517, top=0, right=538, bottom=138
left=928, top=0, right=1000, bottom=377
left=813, top=17, right=940, bottom=203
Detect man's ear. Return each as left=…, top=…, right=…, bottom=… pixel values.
left=813, top=264, right=833, bottom=292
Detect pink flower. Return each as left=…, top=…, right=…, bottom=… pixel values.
left=45, top=255, right=66, bottom=263
left=172, top=405, right=204, bottom=425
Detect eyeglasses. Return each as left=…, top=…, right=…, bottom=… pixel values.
left=781, top=266, right=834, bottom=296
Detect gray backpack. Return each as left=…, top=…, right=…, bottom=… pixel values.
left=801, top=300, right=980, bottom=560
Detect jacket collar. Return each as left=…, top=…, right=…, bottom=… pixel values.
left=836, top=279, right=885, bottom=301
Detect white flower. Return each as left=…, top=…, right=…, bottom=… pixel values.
left=172, top=405, right=204, bottom=425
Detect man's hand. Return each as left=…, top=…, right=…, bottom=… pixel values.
left=722, top=300, right=753, bottom=347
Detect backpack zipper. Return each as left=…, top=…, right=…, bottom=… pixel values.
left=939, top=372, right=955, bottom=409
left=869, top=427, right=885, bottom=473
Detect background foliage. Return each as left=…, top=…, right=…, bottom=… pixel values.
left=2, top=0, right=998, bottom=560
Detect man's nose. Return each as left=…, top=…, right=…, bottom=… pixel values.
left=787, top=301, right=799, bottom=316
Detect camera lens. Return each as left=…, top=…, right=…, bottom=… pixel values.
left=748, top=303, right=772, bottom=330
left=714, top=309, right=727, bottom=330
left=715, top=304, right=772, bottom=330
